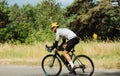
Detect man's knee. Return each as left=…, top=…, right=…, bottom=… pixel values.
left=64, top=50, right=69, bottom=54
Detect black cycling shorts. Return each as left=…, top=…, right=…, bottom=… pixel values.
left=65, top=37, right=79, bottom=52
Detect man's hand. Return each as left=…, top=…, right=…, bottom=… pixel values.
left=62, top=44, right=67, bottom=49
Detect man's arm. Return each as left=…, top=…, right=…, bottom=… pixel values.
left=60, top=39, right=66, bottom=47
left=51, top=41, right=58, bottom=50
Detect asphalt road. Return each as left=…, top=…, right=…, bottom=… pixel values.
left=0, top=65, right=120, bottom=76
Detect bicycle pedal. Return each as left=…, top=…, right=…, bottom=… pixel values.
left=69, top=68, right=76, bottom=75
left=73, top=70, right=76, bottom=75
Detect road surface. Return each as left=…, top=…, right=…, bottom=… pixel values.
left=0, top=65, right=120, bottom=76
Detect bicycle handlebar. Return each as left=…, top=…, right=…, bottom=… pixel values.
left=45, top=45, right=52, bottom=52
left=45, top=44, right=64, bottom=52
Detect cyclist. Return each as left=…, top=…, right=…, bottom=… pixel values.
left=50, top=22, right=79, bottom=73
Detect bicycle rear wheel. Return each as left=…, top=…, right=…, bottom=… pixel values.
left=41, top=54, right=62, bottom=76
left=73, top=55, right=94, bottom=76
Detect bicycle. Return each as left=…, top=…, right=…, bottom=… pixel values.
left=41, top=45, right=94, bottom=76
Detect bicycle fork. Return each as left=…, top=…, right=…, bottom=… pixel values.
left=49, top=55, right=56, bottom=67
left=45, top=55, right=56, bottom=76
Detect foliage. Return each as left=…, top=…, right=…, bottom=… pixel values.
left=0, top=0, right=120, bottom=44
left=65, top=0, right=120, bottom=40
left=0, top=0, right=10, bottom=28
left=0, top=0, right=65, bottom=43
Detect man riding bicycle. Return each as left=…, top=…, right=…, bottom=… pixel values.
left=50, top=22, right=79, bottom=74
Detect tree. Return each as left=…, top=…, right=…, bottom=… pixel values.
left=34, top=0, right=64, bottom=30
left=65, top=0, right=120, bottom=40
left=0, top=0, right=10, bottom=28
left=0, top=0, right=65, bottom=43
left=8, top=4, right=20, bottom=22
left=7, top=4, right=35, bottom=43
left=29, top=0, right=65, bottom=42
left=65, top=0, right=94, bottom=40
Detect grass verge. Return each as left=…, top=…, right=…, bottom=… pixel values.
left=0, top=41, right=120, bottom=69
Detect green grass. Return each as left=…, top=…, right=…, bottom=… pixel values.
left=0, top=41, right=120, bottom=69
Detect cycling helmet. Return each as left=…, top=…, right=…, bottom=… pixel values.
left=51, top=22, right=59, bottom=29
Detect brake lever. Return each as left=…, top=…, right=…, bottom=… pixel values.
left=46, top=45, right=48, bottom=48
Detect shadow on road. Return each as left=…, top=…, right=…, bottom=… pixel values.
left=95, top=71, right=120, bottom=76
left=60, top=73, right=88, bottom=76
left=59, top=71, right=120, bottom=76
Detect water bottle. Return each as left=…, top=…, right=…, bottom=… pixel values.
left=60, top=55, right=69, bottom=65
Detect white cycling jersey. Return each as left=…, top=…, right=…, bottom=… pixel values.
left=55, top=28, right=77, bottom=41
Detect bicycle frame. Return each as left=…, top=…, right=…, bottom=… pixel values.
left=53, top=51, right=68, bottom=66
left=51, top=49, right=84, bottom=71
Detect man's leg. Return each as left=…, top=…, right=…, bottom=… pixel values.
left=63, top=37, right=79, bottom=72
left=64, top=50, right=74, bottom=68
left=64, top=50, right=76, bottom=75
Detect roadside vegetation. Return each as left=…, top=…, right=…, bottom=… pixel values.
left=0, top=41, right=120, bottom=69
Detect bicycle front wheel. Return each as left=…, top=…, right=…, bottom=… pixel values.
left=73, top=55, right=94, bottom=76
left=41, top=54, right=62, bottom=76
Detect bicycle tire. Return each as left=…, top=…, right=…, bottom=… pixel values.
left=73, top=55, right=94, bottom=76
left=41, top=54, right=62, bottom=76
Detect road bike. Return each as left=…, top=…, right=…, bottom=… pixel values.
left=41, top=45, right=94, bottom=76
